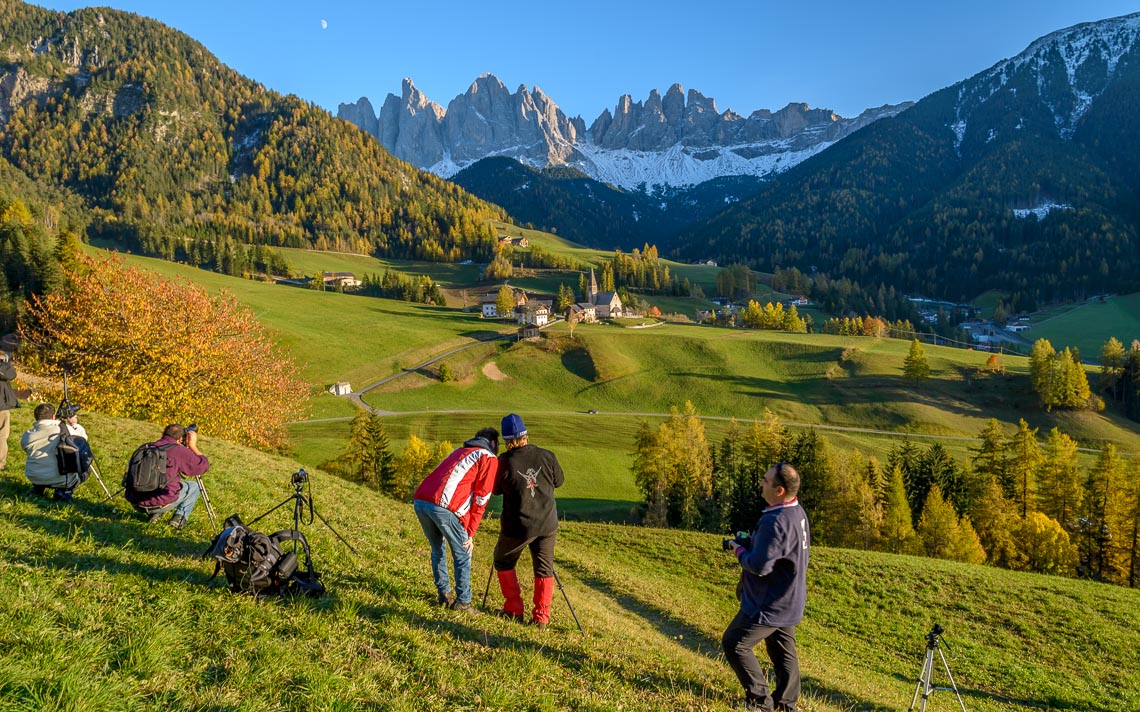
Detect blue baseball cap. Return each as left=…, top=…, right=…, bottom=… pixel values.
left=501, top=413, right=527, bottom=440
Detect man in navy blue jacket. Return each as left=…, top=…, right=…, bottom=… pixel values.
left=722, top=462, right=811, bottom=711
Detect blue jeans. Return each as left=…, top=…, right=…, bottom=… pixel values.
left=138, top=479, right=201, bottom=520
left=413, top=499, right=472, bottom=604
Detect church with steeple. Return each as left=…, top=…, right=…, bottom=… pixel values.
left=585, top=267, right=623, bottom=319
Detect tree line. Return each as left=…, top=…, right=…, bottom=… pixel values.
left=632, top=403, right=1140, bottom=587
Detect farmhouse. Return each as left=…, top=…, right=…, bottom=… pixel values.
left=517, top=303, right=550, bottom=326
left=328, top=381, right=352, bottom=396
left=321, top=272, right=361, bottom=289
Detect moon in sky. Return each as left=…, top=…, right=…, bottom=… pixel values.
left=320, top=19, right=328, bottom=30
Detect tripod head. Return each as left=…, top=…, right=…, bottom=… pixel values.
left=55, top=366, right=80, bottom=422
left=925, top=622, right=951, bottom=651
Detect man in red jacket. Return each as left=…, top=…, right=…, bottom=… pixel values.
left=413, top=427, right=499, bottom=612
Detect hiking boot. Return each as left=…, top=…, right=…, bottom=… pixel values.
left=449, top=600, right=474, bottom=613
left=147, top=510, right=165, bottom=524
left=530, top=619, right=548, bottom=631
left=53, top=490, right=75, bottom=503
left=28, top=485, right=48, bottom=497
left=495, top=609, right=524, bottom=623
left=170, top=514, right=188, bottom=530
left=437, top=592, right=454, bottom=608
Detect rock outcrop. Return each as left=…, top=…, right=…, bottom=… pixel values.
left=339, top=74, right=912, bottom=190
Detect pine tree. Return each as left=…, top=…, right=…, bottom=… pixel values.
left=1029, top=338, right=1056, bottom=399
left=1013, top=512, right=1078, bottom=575
left=971, top=419, right=1006, bottom=491
left=1037, top=428, right=1082, bottom=531
left=1100, top=337, right=1126, bottom=401
left=917, top=485, right=959, bottom=559
left=903, top=338, right=930, bottom=380
left=1079, top=445, right=1125, bottom=582
left=949, top=516, right=987, bottom=565
left=969, top=478, right=1019, bottom=567
left=881, top=466, right=919, bottom=554
left=1004, top=419, right=1042, bottom=517
left=632, top=421, right=668, bottom=527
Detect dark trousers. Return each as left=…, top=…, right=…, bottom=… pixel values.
left=722, top=610, right=800, bottom=711
left=493, top=531, right=556, bottom=578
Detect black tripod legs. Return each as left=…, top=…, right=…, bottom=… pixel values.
left=553, top=569, right=585, bottom=636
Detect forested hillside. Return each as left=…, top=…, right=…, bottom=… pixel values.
left=0, top=2, right=506, bottom=271
left=682, top=14, right=1140, bottom=313
left=451, top=156, right=767, bottom=250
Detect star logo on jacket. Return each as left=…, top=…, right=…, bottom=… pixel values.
left=522, top=466, right=543, bottom=497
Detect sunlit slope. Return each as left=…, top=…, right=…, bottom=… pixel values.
left=1, top=407, right=1137, bottom=711
left=366, top=323, right=1140, bottom=448
left=101, top=249, right=516, bottom=390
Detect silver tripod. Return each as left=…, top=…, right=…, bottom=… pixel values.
left=909, top=623, right=967, bottom=712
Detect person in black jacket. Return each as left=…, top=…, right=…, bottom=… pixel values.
left=492, top=413, right=564, bottom=628
left=722, top=462, right=811, bottom=712
left=0, top=350, right=20, bottom=473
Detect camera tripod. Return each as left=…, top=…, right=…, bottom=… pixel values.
left=909, top=623, right=968, bottom=712
left=55, top=369, right=112, bottom=499
left=246, top=469, right=359, bottom=558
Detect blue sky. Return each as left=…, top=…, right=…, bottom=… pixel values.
left=31, top=1, right=1140, bottom=121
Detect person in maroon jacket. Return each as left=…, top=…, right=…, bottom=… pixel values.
left=125, top=424, right=210, bottom=530
left=413, top=427, right=499, bottom=612
left=492, top=414, right=564, bottom=628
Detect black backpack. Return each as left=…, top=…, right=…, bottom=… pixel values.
left=122, top=442, right=176, bottom=493
left=56, top=430, right=93, bottom=486
left=204, top=515, right=324, bottom=597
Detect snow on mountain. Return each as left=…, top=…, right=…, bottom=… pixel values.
left=951, top=13, right=1140, bottom=146
left=340, top=76, right=910, bottom=192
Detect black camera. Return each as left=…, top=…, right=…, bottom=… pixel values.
left=292, top=468, right=309, bottom=486
left=925, top=623, right=945, bottom=642
left=180, top=423, right=198, bottom=445
left=722, top=531, right=751, bottom=551
left=56, top=403, right=80, bottom=419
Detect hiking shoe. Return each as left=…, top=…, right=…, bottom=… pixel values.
left=28, top=485, right=48, bottom=497
left=437, top=592, right=454, bottom=607
left=53, top=490, right=75, bottom=503
left=495, top=609, right=524, bottom=623
left=147, top=511, right=165, bottom=524
left=531, top=619, right=548, bottom=631
left=449, top=600, right=474, bottom=613
left=170, top=514, right=188, bottom=530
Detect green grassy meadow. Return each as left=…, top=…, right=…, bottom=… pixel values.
left=1024, top=292, right=1140, bottom=358
left=85, top=247, right=1140, bottom=526
left=2, top=406, right=1138, bottom=711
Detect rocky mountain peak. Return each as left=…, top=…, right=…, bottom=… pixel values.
left=339, top=74, right=911, bottom=190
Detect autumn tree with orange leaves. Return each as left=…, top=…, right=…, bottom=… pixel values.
left=19, top=253, right=308, bottom=450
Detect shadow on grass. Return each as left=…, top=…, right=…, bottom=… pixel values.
left=557, top=498, right=637, bottom=524
left=356, top=596, right=735, bottom=706
left=555, top=558, right=722, bottom=657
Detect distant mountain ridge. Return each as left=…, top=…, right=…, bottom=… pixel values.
left=339, top=76, right=911, bottom=191
left=0, top=1, right=506, bottom=266
left=682, top=12, right=1140, bottom=308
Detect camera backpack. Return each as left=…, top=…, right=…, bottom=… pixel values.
left=203, top=515, right=324, bottom=598
left=55, top=430, right=93, bottom=486
left=122, top=442, right=176, bottom=493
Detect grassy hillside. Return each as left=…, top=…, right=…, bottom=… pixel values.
left=2, top=406, right=1138, bottom=711
left=96, top=248, right=1140, bottom=524
left=1024, top=292, right=1140, bottom=359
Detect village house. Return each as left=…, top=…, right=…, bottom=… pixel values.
left=569, top=303, right=598, bottom=323
left=321, top=272, right=361, bottom=289
left=328, top=382, right=352, bottom=396
left=517, top=303, right=550, bottom=327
